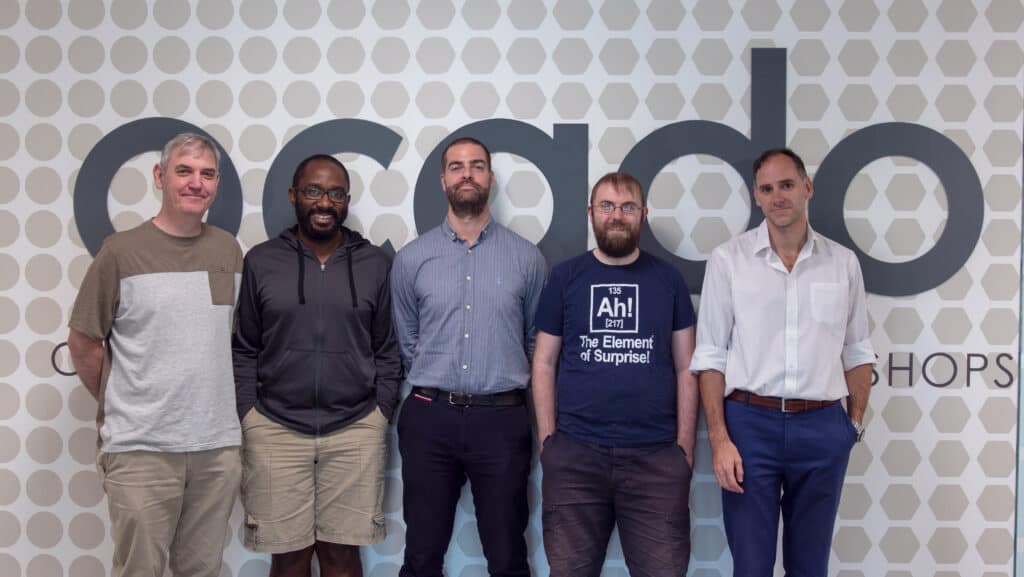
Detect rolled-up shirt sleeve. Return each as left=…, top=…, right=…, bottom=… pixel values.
left=690, top=247, right=733, bottom=374
left=841, top=254, right=876, bottom=370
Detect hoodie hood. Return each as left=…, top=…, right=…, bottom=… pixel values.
left=280, top=225, right=370, bottom=307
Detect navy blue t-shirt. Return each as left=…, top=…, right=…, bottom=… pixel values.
left=534, top=250, right=696, bottom=447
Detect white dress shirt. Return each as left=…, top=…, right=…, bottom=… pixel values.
left=690, top=221, right=875, bottom=401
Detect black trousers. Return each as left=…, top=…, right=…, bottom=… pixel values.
left=397, top=393, right=532, bottom=577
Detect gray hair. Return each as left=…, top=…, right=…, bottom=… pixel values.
left=159, top=133, right=221, bottom=173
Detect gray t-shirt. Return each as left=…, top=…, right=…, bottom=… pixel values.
left=69, top=220, right=243, bottom=453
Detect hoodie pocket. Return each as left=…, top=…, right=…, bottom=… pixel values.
left=320, top=351, right=373, bottom=407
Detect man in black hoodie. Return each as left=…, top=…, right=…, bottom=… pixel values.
left=233, top=154, right=403, bottom=577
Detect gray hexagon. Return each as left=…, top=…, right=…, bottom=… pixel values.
left=985, top=0, right=1024, bottom=32
left=844, top=173, right=877, bottom=210
left=646, top=38, right=684, bottom=75
left=928, top=528, right=968, bottom=564
left=983, top=130, right=1023, bottom=167
left=461, top=38, right=501, bottom=74
left=943, top=128, right=976, bottom=157
left=415, top=82, right=454, bottom=118
left=461, top=0, right=500, bottom=29
left=371, top=0, right=410, bottom=29
left=370, top=171, right=408, bottom=207
left=371, top=37, right=410, bottom=73
left=929, top=440, right=970, bottom=477
left=505, top=171, right=544, bottom=208
left=838, top=0, right=879, bottom=31
left=789, top=39, right=830, bottom=76
left=552, top=82, right=592, bottom=119
left=552, top=0, right=592, bottom=29
left=983, top=86, right=1022, bottom=122
left=506, top=215, right=545, bottom=243
left=506, top=82, right=545, bottom=119
left=887, top=0, right=927, bottom=31
left=930, top=397, right=971, bottom=433
left=414, top=125, right=449, bottom=159
left=882, top=218, right=924, bottom=257
left=460, top=82, right=499, bottom=118
left=880, top=396, right=922, bottom=433
left=980, top=264, right=1018, bottom=301
left=415, top=0, right=455, bottom=29
left=507, top=0, right=546, bottom=29
left=838, top=40, right=879, bottom=76
left=879, top=527, right=919, bottom=563
left=650, top=217, right=684, bottom=254
left=847, top=442, right=873, bottom=476
left=645, top=84, right=684, bottom=121
left=985, top=40, right=1024, bottom=77
left=692, top=217, right=732, bottom=254
left=741, top=0, right=781, bottom=30
left=691, top=524, right=727, bottom=561
left=693, top=39, right=731, bottom=75
left=984, top=175, right=1022, bottom=211
left=598, top=83, right=638, bottom=120
left=884, top=174, right=928, bottom=211
left=838, top=483, right=872, bottom=520
left=976, top=530, right=1014, bottom=567
left=886, top=85, right=927, bottom=120
left=937, top=0, right=977, bottom=32
left=882, top=307, right=923, bottom=344
left=935, top=85, right=976, bottom=122
left=692, top=84, right=732, bottom=120
left=881, top=439, right=920, bottom=476
left=887, top=40, right=927, bottom=76
left=977, top=485, right=1014, bottom=522
left=928, top=484, right=969, bottom=521
left=599, top=0, right=639, bottom=30
left=596, top=127, right=636, bottom=165
left=552, top=38, right=592, bottom=74
left=879, top=484, right=920, bottom=520
left=846, top=218, right=877, bottom=253
left=507, top=38, right=545, bottom=74
left=789, top=85, right=830, bottom=122
left=692, top=0, right=732, bottom=30
left=936, top=40, right=976, bottom=77
left=648, top=171, right=684, bottom=209
left=789, top=128, right=829, bottom=165
left=598, top=38, right=639, bottom=75
left=833, top=527, right=871, bottom=563
left=931, top=308, right=972, bottom=345
left=980, top=308, right=1016, bottom=346
left=790, top=0, right=830, bottom=31
left=417, top=38, right=455, bottom=73
left=692, top=173, right=731, bottom=210
left=978, top=396, right=1015, bottom=435
left=837, top=84, right=878, bottom=121
left=646, top=0, right=686, bottom=30
left=982, top=219, right=1020, bottom=256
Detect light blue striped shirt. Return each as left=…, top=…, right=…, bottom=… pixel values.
left=391, top=218, right=548, bottom=394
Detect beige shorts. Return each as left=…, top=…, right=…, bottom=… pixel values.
left=240, top=407, right=388, bottom=553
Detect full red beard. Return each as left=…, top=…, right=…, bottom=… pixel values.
left=594, top=220, right=641, bottom=258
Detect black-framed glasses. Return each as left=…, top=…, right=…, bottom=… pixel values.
left=295, top=186, right=350, bottom=203
left=592, top=201, right=641, bottom=215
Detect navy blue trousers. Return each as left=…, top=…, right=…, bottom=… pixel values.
left=397, top=394, right=532, bottom=577
left=721, top=399, right=856, bottom=577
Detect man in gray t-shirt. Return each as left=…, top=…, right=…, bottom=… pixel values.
left=68, top=133, right=242, bottom=577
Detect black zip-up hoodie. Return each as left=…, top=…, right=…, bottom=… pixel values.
left=232, top=226, right=403, bottom=435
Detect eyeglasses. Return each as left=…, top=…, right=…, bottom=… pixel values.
left=592, top=201, right=641, bottom=215
left=295, top=186, right=350, bottom=203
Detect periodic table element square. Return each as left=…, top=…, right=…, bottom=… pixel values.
left=589, top=284, right=639, bottom=334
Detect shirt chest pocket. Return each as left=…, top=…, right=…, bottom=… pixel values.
left=810, top=282, right=847, bottom=333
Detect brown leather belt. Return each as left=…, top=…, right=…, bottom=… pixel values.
left=727, top=390, right=838, bottom=413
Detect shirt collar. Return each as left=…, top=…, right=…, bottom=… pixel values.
left=752, top=220, right=820, bottom=260
left=442, top=215, right=493, bottom=243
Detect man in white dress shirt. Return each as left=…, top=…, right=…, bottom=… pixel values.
left=690, top=148, right=875, bottom=577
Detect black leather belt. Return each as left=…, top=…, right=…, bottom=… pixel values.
left=411, top=386, right=525, bottom=407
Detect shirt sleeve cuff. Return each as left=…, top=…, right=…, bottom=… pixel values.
left=842, top=338, right=876, bottom=371
left=690, top=344, right=727, bottom=374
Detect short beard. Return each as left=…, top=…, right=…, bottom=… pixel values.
left=446, top=181, right=489, bottom=218
left=594, top=223, right=640, bottom=258
left=296, top=203, right=346, bottom=242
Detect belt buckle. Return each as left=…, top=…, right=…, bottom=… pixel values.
left=781, top=398, right=797, bottom=413
left=448, top=392, right=472, bottom=406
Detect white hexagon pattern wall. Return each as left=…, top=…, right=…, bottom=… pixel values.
left=0, top=1, right=1021, bottom=576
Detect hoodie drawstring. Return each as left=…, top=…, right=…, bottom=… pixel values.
left=346, top=246, right=357, bottom=308
left=296, top=242, right=306, bottom=305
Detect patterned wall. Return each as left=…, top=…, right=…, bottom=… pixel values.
left=0, top=0, right=1022, bottom=576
